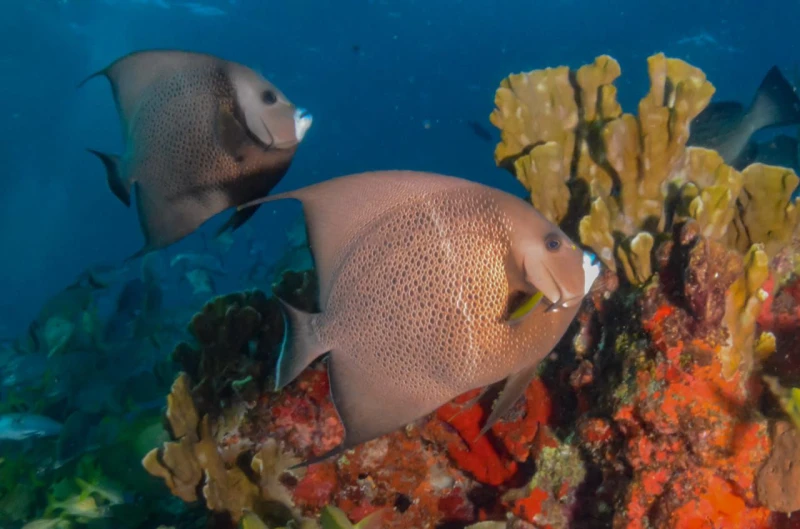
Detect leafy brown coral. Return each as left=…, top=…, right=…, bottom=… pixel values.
left=142, top=372, right=302, bottom=525
left=491, top=53, right=800, bottom=287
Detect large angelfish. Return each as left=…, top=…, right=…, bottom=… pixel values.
left=241, top=170, right=601, bottom=465
left=81, top=49, right=313, bottom=257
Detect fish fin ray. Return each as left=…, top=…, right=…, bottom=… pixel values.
left=216, top=205, right=259, bottom=238
left=274, top=298, right=327, bottom=391
left=86, top=149, right=130, bottom=206
left=76, top=68, right=108, bottom=89
left=288, top=444, right=346, bottom=470
left=747, top=66, right=800, bottom=131
left=237, top=194, right=285, bottom=211
left=477, top=364, right=540, bottom=438
left=132, top=182, right=157, bottom=252
left=444, top=386, right=493, bottom=422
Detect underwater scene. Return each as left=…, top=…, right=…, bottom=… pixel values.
left=5, top=1, right=800, bottom=528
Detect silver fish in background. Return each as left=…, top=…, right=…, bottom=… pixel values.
left=0, top=413, right=62, bottom=441
left=688, top=65, right=800, bottom=168
left=241, top=170, right=601, bottom=465
left=80, top=49, right=313, bottom=257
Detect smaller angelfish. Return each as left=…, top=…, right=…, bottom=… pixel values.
left=81, top=49, right=313, bottom=257
left=0, top=413, right=63, bottom=441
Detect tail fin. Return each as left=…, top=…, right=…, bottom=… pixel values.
left=747, top=66, right=800, bottom=131
left=86, top=149, right=130, bottom=207
left=274, top=298, right=328, bottom=391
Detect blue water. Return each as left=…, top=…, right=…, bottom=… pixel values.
left=1, top=0, right=798, bottom=335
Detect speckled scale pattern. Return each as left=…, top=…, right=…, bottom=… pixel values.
left=316, top=187, right=539, bottom=405
left=126, top=63, right=239, bottom=201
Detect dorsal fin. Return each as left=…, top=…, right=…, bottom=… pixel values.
left=239, top=171, right=477, bottom=305
left=80, top=50, right=223, bottom=127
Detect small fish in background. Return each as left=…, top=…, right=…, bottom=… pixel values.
left=466, top=119, right=494, bottom=143
left=27, top=283, right=100, bottom=356
left=103, top=278, right=157, bottom=343
left=184, top=269, right=216, bottom=296
left=19, top=517, right=71, bottom=529
left=72, top=262, right=130, bottom=290
left=103, top=254, right=165, bottom=344
left=240, top=170, right=600, bottom=465
left=0, top=413, right=62, bottom=441
left=247, top=215, right=313, bottom=287
left=170, top=251, right=225, bottom=296
left=80, top=49, right=313, bottom=257
left=169, top=252, right=226, bottom=275
left=688, top=65, right=800, bottom=167
left=2, top=351, right=49, bottom=388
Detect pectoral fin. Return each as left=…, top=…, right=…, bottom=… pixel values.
left=215, top=205, right=260, bottom=238
left=477, top=364, right=540, bottom=438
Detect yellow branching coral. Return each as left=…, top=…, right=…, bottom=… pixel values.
left=512, top=142, right=571, bottom=225
left=491, top=53, right=800, bottom=286
left=719, top=245, right=770, bottom=378
left=673, top=148, right=743, bottom=240
left=727, top=164, right=800, bottom=257
left=142, top=373, right=300, bottom=524
left=490, top=65, right=577, bottom=168
left=617, top=232, right=655, bottom=286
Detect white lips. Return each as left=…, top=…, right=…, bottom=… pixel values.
left=582, top=251, right=601, bottom=295
left=294, top=108, right=313, bottom=141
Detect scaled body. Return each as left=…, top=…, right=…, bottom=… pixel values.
left=83, top=49, right=313, bottom=255
left=243, top=170, right=600, bottom=462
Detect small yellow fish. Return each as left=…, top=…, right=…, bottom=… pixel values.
left=21, top=518, right=70, bottom=529
left=240, top=510, right=269, bottom=529
left=50, top=495, right=107, bottom=519
left=320, top=505, right=385, bottom=529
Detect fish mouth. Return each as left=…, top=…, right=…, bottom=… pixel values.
left=294, top=107, right=313, bottom=141
left=542, top=252, right=601, bottom=312
left=582, top=251, right=602, bottom=295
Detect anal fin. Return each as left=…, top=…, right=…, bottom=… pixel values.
left=87, top=149, right=130, bottom=206
left=477, top=364, right=540, bottom=438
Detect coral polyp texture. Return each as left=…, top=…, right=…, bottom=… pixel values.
left=142, top=54, right=800, bottom=529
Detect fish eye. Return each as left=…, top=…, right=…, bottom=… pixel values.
left=544, top=233, right=561, bottom=252
left=261, top=90, right=278, bottom=105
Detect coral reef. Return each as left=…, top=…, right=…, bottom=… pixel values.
left=143, top=53, right=800, bottom=529
left=490, top=53, right=799, bottom=286
left=490, top=53, right=800, bottom=528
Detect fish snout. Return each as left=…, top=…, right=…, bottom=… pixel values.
left=293, top=108, right=313, bottom=142
left=542, top=251, right=602, bottom=313
left=259, top=104, right=312, bottom=149
left=544, top=294, right=583, bottom=313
